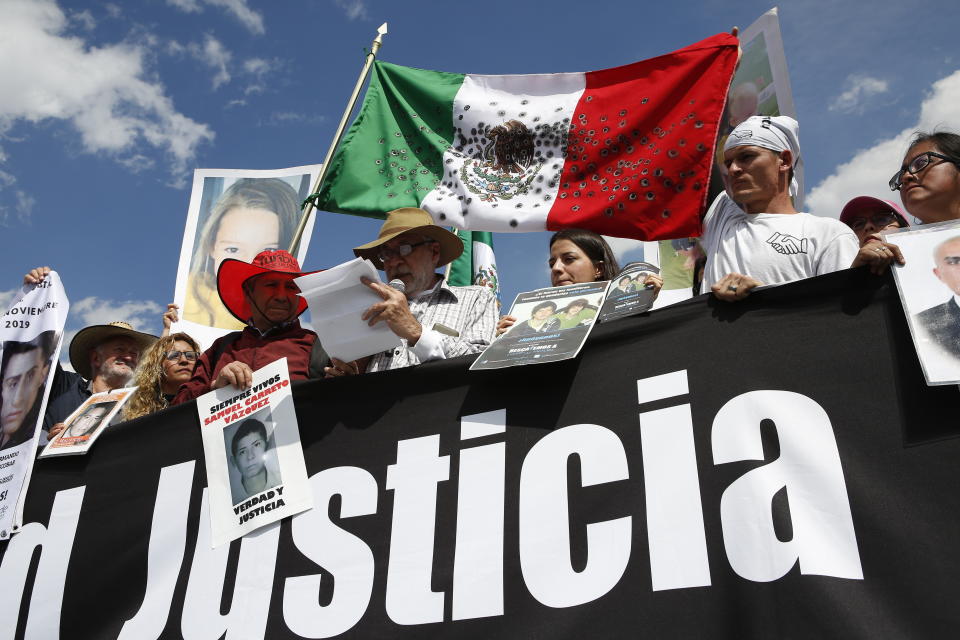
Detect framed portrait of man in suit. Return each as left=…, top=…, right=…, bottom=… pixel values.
left=886, top=220, right=960, bottom=384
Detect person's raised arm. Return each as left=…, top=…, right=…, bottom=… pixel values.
left=23, top=266, right=51, bottom=285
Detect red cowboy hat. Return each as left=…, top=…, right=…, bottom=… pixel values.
left=217, top=250, right=321, bottom=322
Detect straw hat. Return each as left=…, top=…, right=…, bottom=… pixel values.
left=353, top=208, right=463, bottom=269
left=217, top=249, right=320, bottom=322
left=69, top=322, right=158, bottom=380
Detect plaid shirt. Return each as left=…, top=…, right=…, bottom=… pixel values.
left=367, top=278, right=498, bottom=372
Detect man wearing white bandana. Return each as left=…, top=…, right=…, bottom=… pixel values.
left=701, top=115, right=902, bottom=301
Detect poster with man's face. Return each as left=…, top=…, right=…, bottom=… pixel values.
left=886, top=221, right=960, bottom=384
left=223, top=408, right=283, bottom=506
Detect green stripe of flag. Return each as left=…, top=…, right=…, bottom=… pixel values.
left=317, top=61, right=465, bottom=218
left=448, top=230, right=499, bottom=300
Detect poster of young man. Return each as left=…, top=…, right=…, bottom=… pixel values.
left=0, top=270, right=68, bottom=539
left=196, top=357, right=312, bottom=547
left=885, top=221, right=960, bottom=384
left=598, top=261, right=661, bottom=322
left=40, top=388, right=135, bottom=457
left=170, top=165, right=322, bottom=349
left=471, top=281, right=607, bottom=371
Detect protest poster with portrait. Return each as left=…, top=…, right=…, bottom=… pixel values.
left=196, top=357, right=312, bottom=547
left=885, top=221, right=960, bottom=384
left=39, top=388, right=136, bottom=457
left=598, top=261, right=661, bottom=323
left=0, top=271, right=68, bottom=539
left=471, top=281, right=607, bottom=371
left=171, top=165, right=322, bottom=349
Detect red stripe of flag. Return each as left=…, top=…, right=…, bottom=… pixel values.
left=547, top=33, right=739, bottom=240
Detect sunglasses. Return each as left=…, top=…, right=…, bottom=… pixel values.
left=889, top=151, right=956, bottom=191
left=376, top=240, right=435, bottom=262
left=848, top=212, right=900, bottom=231
left=164, top=350, right=199, bottom=362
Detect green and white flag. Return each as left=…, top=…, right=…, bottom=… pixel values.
left=447, top=230, right=499, bottom=300
left=316, top=34, right=738, bottom=241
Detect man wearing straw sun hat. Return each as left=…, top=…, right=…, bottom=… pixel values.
left=326, top=207, right=498, bottom=376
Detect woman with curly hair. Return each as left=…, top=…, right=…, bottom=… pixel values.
left=123, top=333, right=200, bottom=421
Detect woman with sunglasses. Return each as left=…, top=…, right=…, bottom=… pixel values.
left=891, top=131, right=960, bottom=223
left=123, top=333, right=200, bottom=420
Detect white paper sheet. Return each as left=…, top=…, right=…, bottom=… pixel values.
left=294, top=258, right=401, bottom=362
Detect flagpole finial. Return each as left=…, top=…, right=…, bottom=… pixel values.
left=373, top=23, right=388, bottom=54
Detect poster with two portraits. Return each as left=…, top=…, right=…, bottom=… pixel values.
left=196, top=358, right=312, bottom=547
left=0, top=271, right=68, bottom=539
left=886, top=220, right=960, bottom=385
left=172, top=165, right=322, bottom=350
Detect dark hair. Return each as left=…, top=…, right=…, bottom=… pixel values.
left=908, top=131, right=960, bottom=160
left=563, top=298, right=592, bottom=313
left=232, top=418, right=268, bottom=458
left=549, top=229, right=620, bottom=281
left=532, top=301, right=557, bottom=314
left=0, top=331, right=56, bottom=376
left=618, top=276, right=632, bottom=285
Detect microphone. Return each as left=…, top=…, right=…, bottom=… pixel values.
left=387, top=279, right=406, bottom=294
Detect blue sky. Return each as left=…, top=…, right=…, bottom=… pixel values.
left=1, top=0, right=959, bottom=344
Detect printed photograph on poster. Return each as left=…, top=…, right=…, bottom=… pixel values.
left=885, top=221, right=960, bottom=384
left=0, top=271, right=69, bottom=539
left=598, top=262, right=661, bottom=322
left=471, top=281, right=607, bottom=371
left=171, top=165, right=322, bottom=349
left=223, top=407, right=283, bottom=505
left=1, top=331, right=58, bottom=451
left=197, top=358, right=312, bottom=547
left=40, top=388, right=136, bottom=457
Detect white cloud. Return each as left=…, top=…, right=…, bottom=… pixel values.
left=166, top=0, right=201, bottom=12
left=828, top=74, right=890, bottom=114
left=198, top=34, right=232, bottom=89
left=167, top=0, right=264, bottom=35
left=241, top=56, right=279, bottom=95
left=808, top=69, right=960, bottom=219
left=70, top=297, right=164, bottom=333
left=104, top=3, right=122, bottom=19
left=71, top=9, right=95, bottom=31
left=333, top=0, right=368, bottom=21
left=0, top=288, right=19, bottom=311
left=0, top=0, right=214, bottom=185
left=0, top=169, right=34, bottom=225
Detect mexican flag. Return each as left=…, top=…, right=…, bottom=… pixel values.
left=447, top=230, right=499, bottom=300
left=317, top=33, right=738, bottom=241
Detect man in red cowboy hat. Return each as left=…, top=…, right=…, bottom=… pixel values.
left=326, top=208, right=498, bottom=375
left=24, top=263, right=159, bottom=440
left=172, top=249, right=329, bottom=403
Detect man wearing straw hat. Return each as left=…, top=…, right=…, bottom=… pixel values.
left=45, top=320, right=157, bottom=439
left=327, top=207, right=498, bottom=375
left=173, top=249, right=330, bottom=403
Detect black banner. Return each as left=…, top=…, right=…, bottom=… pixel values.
left=3, top=269, right=959, bottom=639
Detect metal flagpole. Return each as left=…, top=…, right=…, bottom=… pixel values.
left=288, top=22, right=388, bottom=253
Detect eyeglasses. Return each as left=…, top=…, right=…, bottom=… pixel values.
left=848, top=212, right=899, bottom=231
left=889, top=151, right=956, bottom=191
left=165, top=350, right=199, bottom=362
left=376, top=240, right=434, bottom=262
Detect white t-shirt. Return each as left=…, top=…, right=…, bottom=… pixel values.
left=700, top=192, right=859, bottom=293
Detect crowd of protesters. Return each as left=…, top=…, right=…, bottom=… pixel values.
left=6, top=123, right=960, bottom=441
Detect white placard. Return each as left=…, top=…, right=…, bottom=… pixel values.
left=39, top=387, right=136, bottom=457
left=294, top=257, right=401, bottom=362
left=0, top=271, right=69, bottom=538
left=196, top=358, right=312, bottom=547
left=171, top=165, right=322, bottom=350
left=885, top=221, right=960, bottom=384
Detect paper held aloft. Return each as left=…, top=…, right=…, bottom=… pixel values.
left=294, top=258, right=401, bottom=362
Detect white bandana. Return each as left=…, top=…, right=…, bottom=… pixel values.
left=723, top=115, right=804, bottom=209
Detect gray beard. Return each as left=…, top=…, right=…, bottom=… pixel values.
left=98, top=364, right=134, bottom=388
